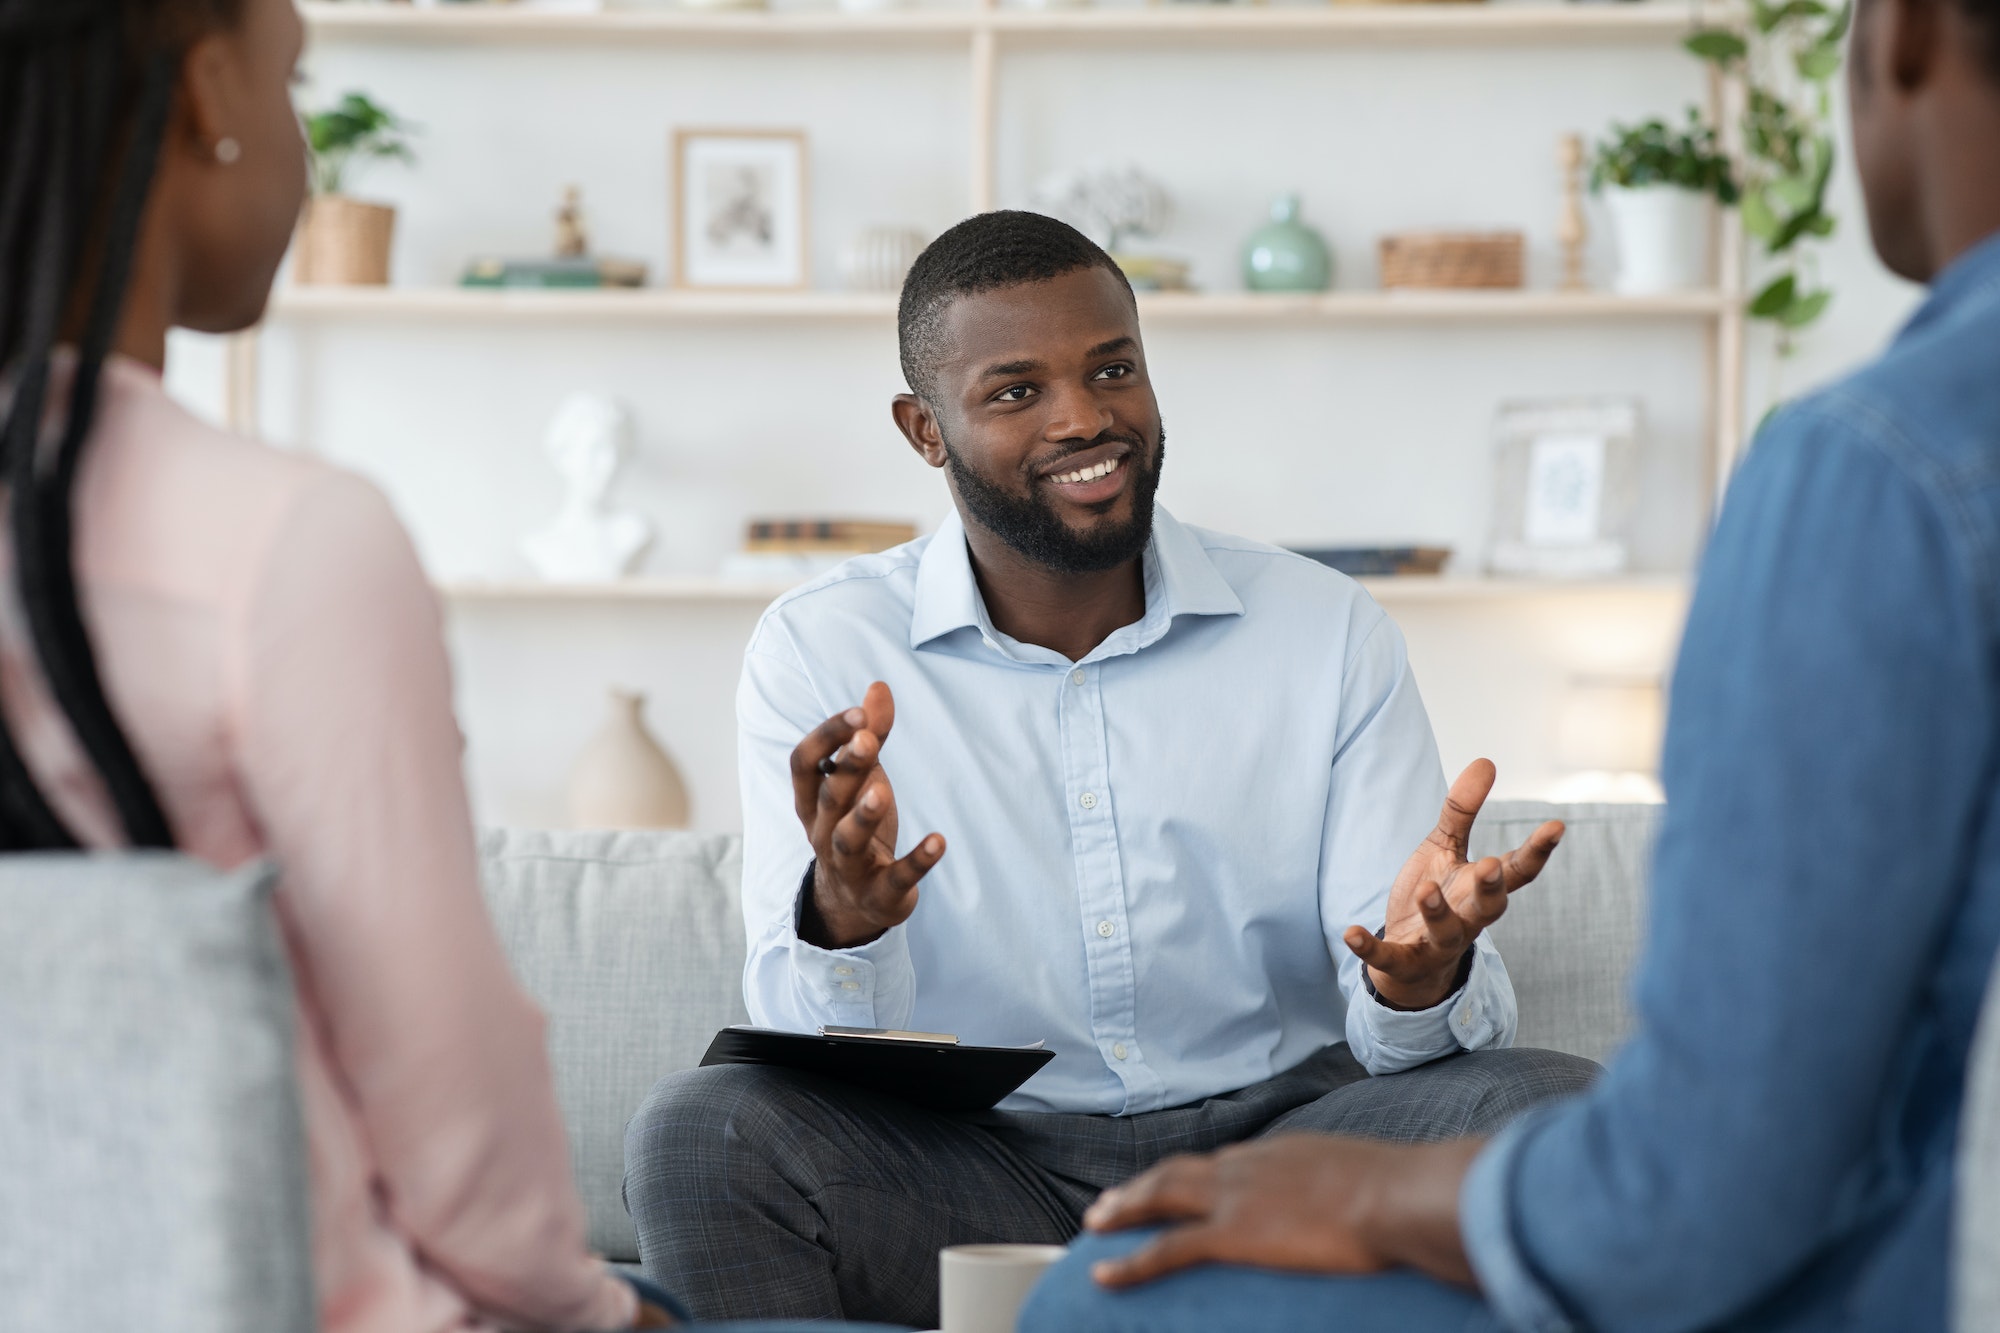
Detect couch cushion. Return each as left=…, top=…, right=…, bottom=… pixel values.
left=478, top=828, right=749, bottom=1263
left=1474, top=801, right=1658, bottom=1065
left=0, top=855, right=314, bottom=1333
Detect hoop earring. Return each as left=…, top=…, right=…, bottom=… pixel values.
left=214, top=137, right=242, bottom=165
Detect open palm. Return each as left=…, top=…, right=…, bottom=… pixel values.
left=1343, top=759, right=1564, bottom=1010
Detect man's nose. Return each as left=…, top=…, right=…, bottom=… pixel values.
left=1042, top=381, right=1116, bottom=442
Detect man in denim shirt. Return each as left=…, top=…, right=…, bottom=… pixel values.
left=1028, top=0, right=2000, bottom=1328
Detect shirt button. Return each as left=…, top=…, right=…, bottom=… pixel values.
left=841, top=980, right=860, bottom=991
left=1112, top=1042, right=1129, bottom=1061
left=1079, top=792, right=1097, bottom=810
left=1457, top=1010, right=1472, bottom=1027
left=1096, top=919, right=1115, bottom=938
left=834, top=965, right=854, bottom=976
left=1071, top=668, right=1086, bottom=685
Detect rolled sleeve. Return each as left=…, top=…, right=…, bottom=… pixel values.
left=1460, top=1107, right=1580, bottom=1333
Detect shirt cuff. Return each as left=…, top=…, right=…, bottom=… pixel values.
left=781, top=860, right=914, bottom=1023
left=1359, top=937, right=1508, bottom=1066
left=1460, top=1105, right=1580, bottom=1333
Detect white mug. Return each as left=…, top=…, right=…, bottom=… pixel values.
left=938, top=1243, right=1068, bottom=1333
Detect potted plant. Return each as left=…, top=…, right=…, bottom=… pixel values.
left=1685, top=1, right=1849, bottom=354
left=1590, top=111, right=1740, bottom=296
left=296, top=92, right=415, bottom=286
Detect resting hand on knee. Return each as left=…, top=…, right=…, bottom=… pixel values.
left=1079, top=1134, right=1484, bottom=1292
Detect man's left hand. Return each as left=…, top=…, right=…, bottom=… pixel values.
left=1080, top=1134, right=1483, bottom=1289
left=1345, top=759, right=1564, bottom=1011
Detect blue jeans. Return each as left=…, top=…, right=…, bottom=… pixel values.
left=1020, top=1230, right=1504, bottom=1333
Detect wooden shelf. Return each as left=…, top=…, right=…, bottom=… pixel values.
left=302, top=1, right=1731, bottom=46
left=436, top=573, right=1688, bottom=605
left=1136, top=289, right=1729, bottom=321
left=988, top=2, right=1729, bottom=44
left=272, top=286, right=898, bottom=321
left=1358, top=574, right=1688, bottom=602
left=271, top=285, right=1729, bottom=324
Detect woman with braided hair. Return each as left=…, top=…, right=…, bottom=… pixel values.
left=0, top=1, right=682, bottom=1326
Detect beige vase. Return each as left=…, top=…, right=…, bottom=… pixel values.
left=294, top=195, right=395, bottom=286
left=567, top=690, right=691, bottom=831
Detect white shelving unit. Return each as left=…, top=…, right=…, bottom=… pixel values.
left=256, top=0, right=1750, bottom=592
left=266, top=2, right=1738, bottom=820
left=302, top=1, right=1730, bottom=44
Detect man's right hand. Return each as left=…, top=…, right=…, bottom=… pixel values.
left=789, top=680, right=946, bottom=950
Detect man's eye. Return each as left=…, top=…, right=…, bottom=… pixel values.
left=995, top=385, right=1034, bottom=402
left=1094, top=364, right=1132, bottom=380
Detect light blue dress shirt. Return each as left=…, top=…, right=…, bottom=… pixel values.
left=737, top=507, right=1516, bottom=1115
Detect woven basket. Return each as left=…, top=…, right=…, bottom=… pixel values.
left=1378, top=230, right=1524, bottom=290
left=294, top=195, right=395, bottom=286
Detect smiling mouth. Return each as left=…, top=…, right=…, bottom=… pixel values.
left=1048, top=455, right=1124, bottom=486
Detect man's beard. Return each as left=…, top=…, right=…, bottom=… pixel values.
left=941, top=424, right=1166, bottom=575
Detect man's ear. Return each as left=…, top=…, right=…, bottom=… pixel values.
left=892, top=393, right=949, bottom=469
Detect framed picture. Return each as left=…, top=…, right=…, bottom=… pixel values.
left=672, top=129, right=809, bottom=290
left=1486, top=397, right=1641, bottom=578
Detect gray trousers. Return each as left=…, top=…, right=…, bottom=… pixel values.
left=623, top=1045, right=1596, bottom=1328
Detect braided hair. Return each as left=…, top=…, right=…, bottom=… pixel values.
left=0, top=0, right=239, bottom=849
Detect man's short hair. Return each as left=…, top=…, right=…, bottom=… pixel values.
left=897, top=210, right=1135, bottom=403
left=1964, top=0, right=2000, bottom=78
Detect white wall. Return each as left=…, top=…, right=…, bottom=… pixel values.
left=167, top=8, right=1921, bottom=830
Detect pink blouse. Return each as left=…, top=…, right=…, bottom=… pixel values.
left=0, top=357, right=637, bottom=1333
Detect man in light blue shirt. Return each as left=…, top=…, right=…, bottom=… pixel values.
left=624, top=211, right=1593, bottom=1327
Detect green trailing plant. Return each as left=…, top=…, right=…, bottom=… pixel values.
left=304, top=92, right=415, bottom=198
left=1589, top=111, right=1741, bottom=203
left=1685, top=1, right=1851, bottom=350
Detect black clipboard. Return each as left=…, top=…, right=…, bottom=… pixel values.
left=699, top=1026, right=1054, bottom=1113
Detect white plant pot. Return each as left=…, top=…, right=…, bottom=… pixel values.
left=1602, top=185, right=1712, bottom=295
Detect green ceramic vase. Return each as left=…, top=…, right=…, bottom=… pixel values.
left=1242, top=194, right=1333, bottom=292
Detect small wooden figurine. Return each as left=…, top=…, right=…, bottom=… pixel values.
left=1557, top=133, right=1589, bottom=291
left=555, top=185, right=589, bottom=259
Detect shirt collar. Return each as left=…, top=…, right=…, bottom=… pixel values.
left=1897, top=228, right=2000, bottom=345
left=909, top=506, right=1244, bottom=659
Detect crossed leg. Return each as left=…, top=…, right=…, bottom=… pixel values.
left=624, top=1063, right=1089, bottom=1326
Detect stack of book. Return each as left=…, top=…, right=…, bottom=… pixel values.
left=721, top=519, right=921, bottom=584
left=460, top=256, right=647, bottom=289
left=745, top=520, right=919, bottom=555
left=1287, top=546, right=1452, bottom=577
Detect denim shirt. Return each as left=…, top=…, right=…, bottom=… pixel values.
left=1461, top=232, right=2000, bottom=1333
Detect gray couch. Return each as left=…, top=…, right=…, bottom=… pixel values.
left=476, top=800, right=1661, bottom=1266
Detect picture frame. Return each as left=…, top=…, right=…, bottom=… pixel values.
left=1485, top=397, right=1641, bottom=578
left=672, top=129, right=809, bottom=291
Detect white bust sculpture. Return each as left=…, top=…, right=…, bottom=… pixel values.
left=521, top=393, right=653, bottom=582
